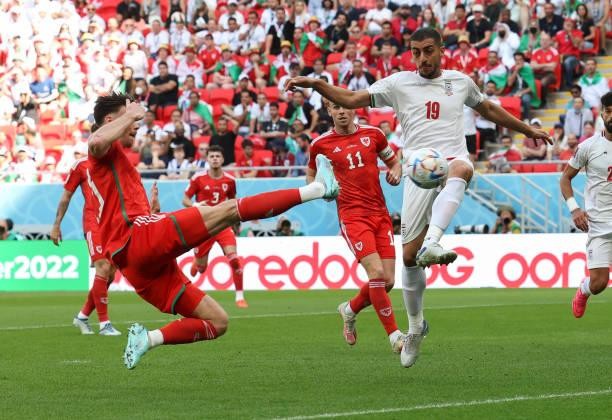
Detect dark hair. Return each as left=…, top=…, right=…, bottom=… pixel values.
left=585, top=57, right=597, bottom=64
left=269, top=101, right=279, bottom=109
left=158, top=61, right=168, bottom=68
left=280, top=219, right=291, bottom=228
left=336, top=12, right=348, bottom=20
left=298, top=133, right=311, bottom=143
left=455, top=4, right=465, bottom=10
left=602, top=91, right=612, bottom=108
left=410, top=28, right=442, bottom=46
left=500, top=134, right=512, bottom=142
left=228, top=17, right=237, bottom=23
left=289, top=62, right=301, bottom=70
left=381, top=41, right=392, bottom=47
left=190, top=91, right=200, bottom=99
left=207, top=145, right=224, bottom=155
left=242, top=139, right=254, bottom=148
left=497, top=206, right=516, bottom=219
left=93, top=92, right=134, bottom=125
left=6, top=218, right=13, bottom=231
left=513, top=51, right=525, bottom=59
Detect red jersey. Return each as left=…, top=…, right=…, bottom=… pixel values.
left=531, top=47, right=560, bottom=73
left=376, top=56, right=401, bottom=79
left=88, top=141, right=151, bottom=259
left=64, top=157, right=97, bottom=233
left=554, top=30, right=582, bottom=57
left=199, top=47, right=221, bottom=70
left=446, top=18, right=467, bottom=32
left=451, top=49, right=479, bottom=74
left=308, top=124, right=394, bottom=217
left=184, top=171, right=236, bottom=206
left=400, top=50, right=417, bottom=71
left=236, top=154, right=269, bottom=177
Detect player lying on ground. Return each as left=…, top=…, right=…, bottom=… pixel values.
left=286, top=28, right=551, bottom=368
left=183, top=145, right=248, bottom=308
left=307, top=100, right=406, bottom=353
left=87, top=93, right=338, bottom=369
left=560, top=91, right=612, bottom=318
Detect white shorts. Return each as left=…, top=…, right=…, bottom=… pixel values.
left=586, top=234, right=612, bottom=269
left=400, top=155, right=473, bottom=244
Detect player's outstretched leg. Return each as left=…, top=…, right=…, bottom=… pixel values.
left=572, top=269, right=609, bottom=318
left=417, top=162, right=471, bottom=268
left=124, top=294, right=228, bottom=369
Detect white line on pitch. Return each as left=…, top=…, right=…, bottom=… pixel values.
left=276, top=389, right=612, bottom=420
left=0, top=300, right=604, bottom=332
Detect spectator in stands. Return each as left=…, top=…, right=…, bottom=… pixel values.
left=80, top=3, right=105, bottom=32
left=375, top=42, right=400, bottom=80
left=554, top=18, right=583, bottom=89
left=259, top=102, right=290, bottom=150
left=122, top=18, right=145, bottom=46
left=365, top=0, right=392, bottom=35
left=250, top=92, right=272, bottom=134
left=433, top=0, right=455, bottom=28
left=559, top=133, right=579, bottom=160
left=489, top=23, right=520, bottom=68
left=507, top=52, right=539, bottom=119
left=116, top=0, right=141, bottom=22
left=145, top=16, right=170, bottom=58
left=151, top=45, right=177, bottom=76
left=276, top=218, right=302, bottom=236
left=588, top=0, right=610, bottom=51
left=30, top=65, right=58, bottom=107
left=565, top=84, right=592, bottom=110
left=287, top=119, right=308, bottom=151
left=239, top=11, right=267, bottom=53
left=347, top=59, right=375, bottom=91
left=13, top=88, right=38, bottom=123
left=163, top=143, right=190, bottom=180
left=272, top=144, right=296, bottom=177
left=476, top=81, right=501, bottom=145
left=183, top=91, right=214, bottom=135
left=499, top=9, right=520, bottom=35
left=463, top=105, right=478, bottom=162
left=294, top=133, right=311, bottom=176
left=163, top=109, right=192, bottom=138
left=123, top=40, right=148, bottom=81
left=136, top=110, right=163, bottom=145
left=221, top=17, right=242, bottom=53
left=306, top=59, right=333, bottom=109
left=0, top=146, right=15, bottom=183
left=177, top=75, right=196, bottom=110
left=148, top=61, right=179, bottom=114
left=285, top=90, right=318, bottom=134
left=539, top=2, right=564, bottom=36
left=240, top=48, right=270, bottom=89
left=478, top=51, right=507, bottom=95
left=578, top=58, right=609, bottom=113
left=518, top=20, right=541, bottom=59
left=261, top=0, right=280, bottom=31
left=13, top=146, right=37, bottom=183
left=265, top=6, right=296, bottom=55
left=294, top=0, right=312, bottom=28
left=0, top=218, right=24, bottom=240
left=236, top=138, right=266, bottom=178
left=223, top=90, right=255, bottom=136
left=418, top=8, right=440, bottom=31
left=176, top=46, right=204, bottom=86
left=168, top=121, right=196, bottom=158
left=232, top=77, right=258, bottom=106
left=325, top=12, right=349, bottom=53
left=522, top=118, right=548, bottom=161
left=574, top=4, right=596, bottom=50
left=199, top=35, right=221, bottom=86
left=492, top=206, right=521, bottom=234
left=169, top=13, right=191, bottom=54
left=371, top=21, right=400, bottom=58
left=443, top=4, right=467, bottom=50
left=487, top=134, right=522, bottom=173
left=484, top=0, right=504, bottom=23
left=466, top=4, right=492, bottom=50
left=337, top=0, right=363, bottom=28
left=579, top=120, right=596, bottom=142
left=210, top=117, right=237, bottom=165
left=138, top=137, right=170, bottom=179
left=379, top=120, right=401, bottom=150
left=564, top=96, right=593, bottom=137
left=193, top=143, right=210, bottom=171
left=316, top=0, right=338, bottom=29
left=552, top=122, right=567, bottom=147
left=530, top=32, right=558, bottom=105
left=451, top=36, right=478, bottom=75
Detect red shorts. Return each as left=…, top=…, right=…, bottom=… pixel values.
left=339, top=213, right=396, bottom=261
left=194, top=227, right=237, bottom=259
left=114, top=207, right=210, bottom=315
left=84, top=229, right=105, bottom=263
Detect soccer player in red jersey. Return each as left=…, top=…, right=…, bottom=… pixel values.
left=87, top=93, right=338, bottom=369
left=307, top=99, right=406, bottom=353
left=182, top=145, right=248, bottom=308
left=51, top=157, right=122, bottom=336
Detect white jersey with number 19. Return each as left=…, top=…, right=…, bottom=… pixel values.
left=368, top=70, right=484, bottom=160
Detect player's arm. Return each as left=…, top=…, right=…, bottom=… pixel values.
left=559, top=163, right=588, bottom=232
left=473, top=100, right=553, bottom=144
left=89, top=100, right=145, bottom=158
left=182, top=192, right=194, bottom=207
left=379, top=145, right=401, bottom=186
left=149, top=181, right=161, bottom=213
left=50, top=189, right=75, bottom=246
left=284, top=77, right=371, bottom=109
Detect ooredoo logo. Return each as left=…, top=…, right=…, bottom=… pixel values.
left=497, top=251, right=589, bottom=288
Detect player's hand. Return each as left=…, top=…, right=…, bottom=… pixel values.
left=284, top=76, right=316, bottom=92
left=527, top=127, right=554, bottom=145
left=50, top=225, right=62, bottom=246
left=571, top=209, right=589, bottom=232
left=125, top=99, right=146, bottom=121
left=150, top=181, right=161, bottom=213
left=386, top=165, right=402, bottom=186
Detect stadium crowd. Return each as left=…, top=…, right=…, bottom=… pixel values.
left=0, top=0, right=609, bottom=181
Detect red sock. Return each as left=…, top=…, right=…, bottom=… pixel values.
left=369, top=279, right=398, bottom=335
left=92, top=275, right=109, bottom=323
left=236, top=189, right=302, bottom=221
left=159, top=318, right=218, bottom=344
left=227, top=253, right=243, bottom=292
left=80, top=290, right=95, bottom=317
left=349, top=284, right=370, bottom=314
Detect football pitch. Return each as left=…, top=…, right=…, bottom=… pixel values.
left=1, top=289, right=612, bottom=419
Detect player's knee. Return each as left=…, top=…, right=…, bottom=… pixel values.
left=367, top=266, right=385, bottom=280
left=212, top=312, right=229, bottom=336
left=96, top=260, right=112, bottom=278
left=384, top=278, right=395, bottom=292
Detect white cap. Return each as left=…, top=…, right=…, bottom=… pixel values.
left=529, top=118, right=542, bottom=126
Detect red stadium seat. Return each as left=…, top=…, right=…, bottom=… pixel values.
left=40, top=125, right=67, bottom=148
left=581, top=27, right=600, bottom=56
left=209, top=88, right=234, bottom=107
left=535, top=79, right=543, bottom=103
left=278, top=101, right=288, bottom=116
left=532, top=163, right=559, bottom=173
left=193, top=136, right=210, bottom=148
left=498, top=97, right=521, bottom=120
left=261, top=86, right=280, bottom=103
left=326, top=52, right=343, bottom=65
left=0, top=125, right=16, bottom=148
left=478, top=48, right=489, bottom=67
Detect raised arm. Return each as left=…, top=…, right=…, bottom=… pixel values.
left=473, top=99, right=552, bottom=144
left=559, top=163, right=588, bottom=232
left=284, top=77, right=371, bottom=109
left=89, top=100, right=145, bottom=158
left=50, top=189, right=75, bottom=246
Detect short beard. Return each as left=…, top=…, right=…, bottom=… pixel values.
left=605, top=120, right=612, bottom=134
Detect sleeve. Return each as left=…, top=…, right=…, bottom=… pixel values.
left=307, top=142, right=317, bottom=171
left=63, top=164, right=81, bottom=193
left=568, top=142, right=588, bottom=170
left=367, top=72, right=400, bottom=108
left=229, top=178, right=237, bottom=199
left=465, top=75, right=485, bottom=108
left=184, top=178, right=197, bottom=198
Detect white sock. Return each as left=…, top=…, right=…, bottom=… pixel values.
left=581, top=278, right=592, bottom=296
left=403, top=265, right=426, bottom=334
left=344, top=302, right=356, bottom=317
left=425, top=177, right=467, bottom=244
left=148, top=329, right=164, bottom=348
left=235, top=290, right=244, bottom=301
left=298, top=182, right=325, bottom=202
left=77, top=311, right=88, bottom=320
left=388, top=329, right=403, bottom=343
left=100, top=320, right=110, bottom=329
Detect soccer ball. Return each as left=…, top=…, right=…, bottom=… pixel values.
left=406, top=148, right=448, bottom=189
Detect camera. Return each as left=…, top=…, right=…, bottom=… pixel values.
left=502, top=217, right=511, bottom=225
left=454, top=224, right=489, bottom=234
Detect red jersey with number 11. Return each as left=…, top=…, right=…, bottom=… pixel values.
left=184, top=171, right=236, bottom=205
left=308, top=124, right=393, bottom=218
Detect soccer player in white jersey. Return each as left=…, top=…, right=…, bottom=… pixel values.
left=561, top=91, right=612, bottom=318
left=285, top=28, right=552, bottom=368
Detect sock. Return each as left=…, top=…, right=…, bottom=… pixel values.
left=158, top=318, right=218, bottom=345
left=388, top=330, right=403, bottom=345
left=298, top=182, right=325, bottom=202
left=92, top=275, right=109, bottom=323
left=227, top=253, right=244, bottom=299
left=348, top=284, right=370, bottom=314
left=403, top=265, right=426, bottom=334
left=369, top=279, right=399, bottom=335
left=581, top=278, right=592, bottom=296
left=148, top=329, right=164, bottom=348
left=77, top=310, right=90, bottom=320
left=79, top=292, right=95, bottom=318
left=236, top=189, right=303, bottom=221
left=425, top=177, right=467, bottom=244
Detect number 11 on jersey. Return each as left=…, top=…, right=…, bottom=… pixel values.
left=347, top=152, right=365, bottom=170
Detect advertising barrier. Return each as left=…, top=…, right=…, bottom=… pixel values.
left=1, top=235, right=598, bottom=292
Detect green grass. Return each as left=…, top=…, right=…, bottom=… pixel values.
left=1, top=289, right=612, bottom=419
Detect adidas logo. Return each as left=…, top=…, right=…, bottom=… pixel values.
left=333, top=146, right=342, bottom=153
left=205, top=185, right=210, bottom=189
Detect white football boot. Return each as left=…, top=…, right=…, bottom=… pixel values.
left=400, top=320, right=430, bottom=368
left=416, top=243, right=457, bottom=268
